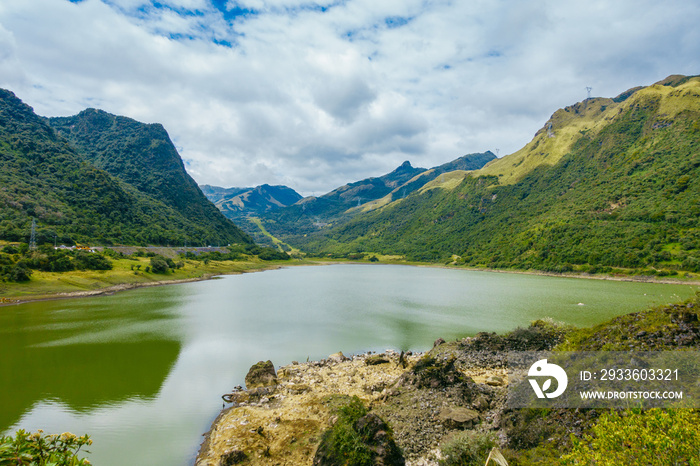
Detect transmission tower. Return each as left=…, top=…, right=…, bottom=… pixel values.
left=586, top=86, right=592, bottom=100
left=29, top=218, right=37, bottom=250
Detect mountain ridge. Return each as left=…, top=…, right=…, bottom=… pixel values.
left=239, top=152, right=496, bottom=246
left=200, top=184, right=303, bottom=217
left=0, top=89, right=252, bottom=247
left=279, top=75, right=700, bottom=274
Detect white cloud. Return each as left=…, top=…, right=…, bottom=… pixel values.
left=0, top=0, right=699, bottom=195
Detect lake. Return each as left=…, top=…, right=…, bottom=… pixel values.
left=1, top=264, right=697, bottom=465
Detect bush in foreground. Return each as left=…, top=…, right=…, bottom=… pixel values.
left=439, top=431, right=497, bottom=466
left=562, top=408, right=700, bottom=465
left=0, top=429, right=92, bottom=465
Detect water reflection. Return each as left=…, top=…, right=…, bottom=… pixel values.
left=0, top=340, right=180, bottom=429
left=0, top=289, right=184, bottom=430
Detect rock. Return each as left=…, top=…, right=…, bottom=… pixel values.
left=222, top=391, right=250, bottom=405
left=219, top=450, right=247, bottom=465
left=245, top=360, right=278, bottom=389
left=438, top=407, right=480, bottom=429
left=433, top=338, right=446, bottom=347
left=329, top=352, right=349, bottom=363
left=473, top=395, right=490, bottom=411
left=277, top=367, right=292, bottom=380
left=485, top=375, right=504, bottom=386
left=405, top=355, right=472, bottom=389
left=366, top=354, right=391, bottom=365
left=287, top=383, right=311, bottom=394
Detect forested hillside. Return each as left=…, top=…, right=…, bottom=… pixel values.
left=0, top=89, right=251, bottom=247
left=47, top=109, right=249, bottom=245
left=294, top=76, right=700, bottom=275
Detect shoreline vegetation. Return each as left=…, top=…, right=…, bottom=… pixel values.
left=2, top=250, right=699, bottom=306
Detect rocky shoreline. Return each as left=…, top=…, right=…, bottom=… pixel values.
left=195, top=337, right=523, bottom=466
left=195, top=296, right=700, bottom=465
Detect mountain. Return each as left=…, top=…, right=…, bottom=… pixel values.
left=254, top=152, right=496, bottom=242
left=291, top=75, right=700, bottom=274
left=0, top=89, right=252, bottom=247
left=46, top=109, right=249, bottom=245
left=200, top=184, right=303, bottom=217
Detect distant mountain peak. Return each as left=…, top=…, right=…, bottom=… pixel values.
left=201, top=184, right=303, bottom=219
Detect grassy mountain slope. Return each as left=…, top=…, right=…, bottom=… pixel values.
left=47, top=109, right=249, bottom=245
left=200, top=184, right=303, bottom=248
left=256, top=153, right=496, bottom=242
left=296, top=76, right=700, bottom=274
left=0, top=89, right=251, bottom=246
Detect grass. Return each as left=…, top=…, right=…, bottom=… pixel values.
left=0, top=256, right=299, bottom=302
left=418, top=170, right=471, bottom=193
left=247, top=217, right=301, bottom=254
left=477, top=76, right=700, bottom=187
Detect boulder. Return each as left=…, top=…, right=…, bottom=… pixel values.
left=245, top=360, right=278, bottom=389
left=438, top=407, right=480, bottom=429
left=405, top=355, right=471, bottom=389
left=472, top=394, right=490, bottom=411
left=219, top=449, right=247, bottom=465
left=365, top=354, right=391, bottom=365
left=485, top=375, right=505, bottom=386
left=329, top=351, right=349, bottom=363
left=287, top=383, right=311, bottom=394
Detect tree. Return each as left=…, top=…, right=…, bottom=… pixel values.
left=149, top=256, right=169, bottom=273
left=9, top=263, right=32, bottom=282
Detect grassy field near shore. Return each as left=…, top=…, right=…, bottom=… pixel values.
left=0, top=256, right=298, bottom=303
left=3, top=251, right=699, bottom=306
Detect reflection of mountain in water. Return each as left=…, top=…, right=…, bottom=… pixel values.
left=0, top=288, right=186, bottom=432
left=0, top=339, right=181, bottom=431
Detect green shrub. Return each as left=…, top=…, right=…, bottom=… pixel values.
left=562, top=409, right=700, bottom=465
left=149, top=256, right=169, bottom=273
left=439, top=431, right=497, bottom=466
left=73, top=251, right=112, bottom=271
left=2, top=245, right=18, bottom=254
left=7, top=262, right=32, bottom=282
left=313, top=396, right=405, bottom=466
left=315, top=396, right=373, bottom=466
left=0, top=429, right=91, bottom=465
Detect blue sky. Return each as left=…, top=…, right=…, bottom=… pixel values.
left=1, top=0, right=699, bottom=195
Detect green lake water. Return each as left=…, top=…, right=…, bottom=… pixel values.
left=0, top=264, right=697, bottom=465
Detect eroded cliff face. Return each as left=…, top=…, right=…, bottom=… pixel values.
left=195, top=343, right=510, bottom=466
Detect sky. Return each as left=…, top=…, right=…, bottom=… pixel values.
left=1, top=0, right=699, bottom=196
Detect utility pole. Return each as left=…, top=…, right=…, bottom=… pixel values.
left=586, top=86, right=592, bottom=100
